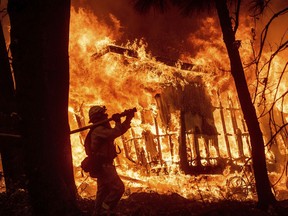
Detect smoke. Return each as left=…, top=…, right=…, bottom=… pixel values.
left=71, top=0, right=212, bottom=60
left=70, top=0, right=287, bottom=93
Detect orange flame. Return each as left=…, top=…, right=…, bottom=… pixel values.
left=68, top=5, right=288, bottom=201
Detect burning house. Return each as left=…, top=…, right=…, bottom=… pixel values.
left=68, top=41, right=270, bottom=200
left=0, top=1, right=287, bottom=215
left=66, top=2, right=288, bottom=201
left=64, top=0, right=285, bottom=200
left=0, top=1, right=286, bottom=203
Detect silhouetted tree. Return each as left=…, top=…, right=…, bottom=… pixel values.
left=7, top=0, right=79, bottom=215
left=1, top=16, right=26, bottom=194
left=133, top=0, right=277, bottom=210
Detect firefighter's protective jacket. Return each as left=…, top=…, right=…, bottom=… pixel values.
left=90, top=118, right=131, bottom=164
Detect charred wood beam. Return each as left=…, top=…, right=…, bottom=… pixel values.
left=130, top=128, right=142, bottom=163
left=154, top=94, right=170, bottom=129
left=192, top=128, right=202, bottom=166
left=243, top=133, right=251, bottom=154
left=186, top=134, right=195, bottom=164
left=143, top=131, right=177, bottom=163
left=179, top=110, right=189, bottom=172
left=212, top=137, right=221, bottom=157
left=92, top=44, right=195, bottom=71
left=227, top=96, right=239, bottom=135
left=153, top=115, right=163, bottom=165
left=142, top=130, right=157, bottom=163
left=227, top=96, right=246, bottom=158
left=216, top=92, right=232, bottom=158
left=168, top=134, right=174, bottom=162
left=236, top=128, right=245, bottom=158
left=241, top=115, right=251, bottom=154
left=139, top=147, right=148, bottom=168
left=121, top=135, right=130, bottom=159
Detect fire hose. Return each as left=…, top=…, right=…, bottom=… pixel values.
left=70, top=107, right=137, bottom=134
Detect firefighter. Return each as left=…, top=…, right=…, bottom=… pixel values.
left=86, top=105, right=134, bottom=216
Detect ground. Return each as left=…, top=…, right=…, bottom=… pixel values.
left=79, top=192, right=288, bottom=216
left=1, top=190, right=288, bottom=216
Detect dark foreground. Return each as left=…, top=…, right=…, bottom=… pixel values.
left=1, top=190, right=288, bottom=216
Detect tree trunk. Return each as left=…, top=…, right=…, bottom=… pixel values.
left=0, top=20, right=26, bottom=194
left=8, top=0, right=79, bottom=215
left=0, top=21, right=14, bottom=109
left=215, top=0, right=276, bottom=209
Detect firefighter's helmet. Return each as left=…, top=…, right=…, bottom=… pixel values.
left=88, top=105, right=107, bottom=123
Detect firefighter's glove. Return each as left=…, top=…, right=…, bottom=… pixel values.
left=112, top=113, right=121, bottom=122
left=125, top=109, right=135, bottom=121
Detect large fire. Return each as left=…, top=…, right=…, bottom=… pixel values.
left=68, top=4, right=288, bottom=201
